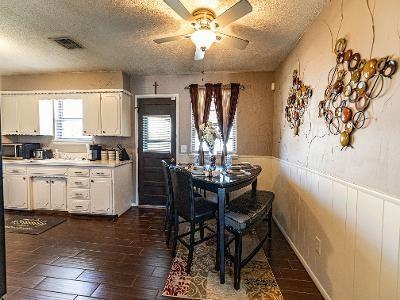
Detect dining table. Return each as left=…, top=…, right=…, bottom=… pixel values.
left=190, top=164, right=262, bottom=284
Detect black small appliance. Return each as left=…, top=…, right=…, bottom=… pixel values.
left=2, top=143, right=41, bottom=159
left=117, top=144, right=130, bottom=161
left=90, top=144, right=102, bottom=161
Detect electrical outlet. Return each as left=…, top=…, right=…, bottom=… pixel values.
left=180, top=145, right=187, bottom=153
left=315, top=236, right=321, bottom=256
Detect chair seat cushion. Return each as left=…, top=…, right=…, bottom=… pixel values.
left=194, top=191, right=202, bottom=198
left=194, top=197, right=217, bottom=222
left=225, top=190, right=274, bottom=233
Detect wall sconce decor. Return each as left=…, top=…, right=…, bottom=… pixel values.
left=319, top=37, right=398, bottom=149
left=285, top=70, right=313, bottom=136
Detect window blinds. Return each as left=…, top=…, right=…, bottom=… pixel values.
left=142, top=115, right=172, bottom=153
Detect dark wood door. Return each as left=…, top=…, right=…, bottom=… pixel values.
left=138, top=97, right=176, bottom=206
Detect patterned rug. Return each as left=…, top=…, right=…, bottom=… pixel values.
left=5, top=215, right=66, bottom=235
left=163, top=229, right=283, bottom=300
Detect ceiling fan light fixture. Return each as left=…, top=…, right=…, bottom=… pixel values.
left=190, top=29, right=216, bottom=51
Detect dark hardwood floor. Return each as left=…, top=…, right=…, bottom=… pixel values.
left=4, top=208, right=322, bottom=300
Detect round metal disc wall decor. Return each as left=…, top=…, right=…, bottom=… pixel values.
left=319, top=37, right=398, bottom=149
left=284, top=70, right=313, bottom=136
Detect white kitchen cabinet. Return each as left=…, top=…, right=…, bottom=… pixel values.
left=51, top=179, right=67, bottom=210
left=1, top=95, right=53, bottom=136
left=100, top=94, right=121, bottom=135
left=90, top=178, right=112, bottom=214
left=32, top=178, right=51, bottom=210
left=4, top=175, right=29, bottom=209
left=18, top=96, right=39, bottom=134
left=82, top=93, right=101, bottom=135
left=82, top=92, right=131, bottom=137
left=4, top=161, right=133, bottom=216
left=32, top=177, right=67, bottom=211
left=1, top=96, right=18, bottom=134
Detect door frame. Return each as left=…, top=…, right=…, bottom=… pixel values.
left=134, top=94, right=179, bottom=206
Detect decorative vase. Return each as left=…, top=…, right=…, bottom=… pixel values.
left=208, top=145, right=216, bottom=171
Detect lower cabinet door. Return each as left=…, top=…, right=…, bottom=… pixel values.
left=32, top=178, right=51, bottom=210
left=50, top=179, right=67, bottom=211
left=90, top=178, right=112, bottom=214
left=4, top=175, right=29, bottom=209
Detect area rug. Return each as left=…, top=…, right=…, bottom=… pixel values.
left=163, top=230, right=283, bottom=300
left=5, top=215, right=66, bottom=235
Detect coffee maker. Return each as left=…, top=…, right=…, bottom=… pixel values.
left=90, top=144, right=102, bottom=161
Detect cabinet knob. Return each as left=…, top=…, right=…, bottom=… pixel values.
left=91, top=180, right=94, bottom=183
left=34, top=130, right=37, bottom=132
left=22, top=177, right=26, bottom=180
left=51, top=181, right=54, bottom=184
left=15, top=130, right=18, bottom=133
left=83, top=130, right=87, bottom=133
left=46, top=181, right=49, bottom=184
left=103, top=131, right=106, bottom=133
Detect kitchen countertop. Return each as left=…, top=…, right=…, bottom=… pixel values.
left=2, top=159, right=132, bottom=168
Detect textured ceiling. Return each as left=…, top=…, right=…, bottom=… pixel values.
left=0, top=0, right=327, bottom=75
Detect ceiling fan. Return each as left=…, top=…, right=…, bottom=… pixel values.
left=154, top=0, right=253, bottom=60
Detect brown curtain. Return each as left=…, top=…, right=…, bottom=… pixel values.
left=213, top=83, right=240, bottom=164
left=189, top=83, right=212, bottom=164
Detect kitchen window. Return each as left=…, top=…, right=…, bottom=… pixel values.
left=191, top=102, right=237, bottom=153
left=54, top=99, right=91, bottom=142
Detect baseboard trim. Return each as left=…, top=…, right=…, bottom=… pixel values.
left=273, top=215, right=331, bottom=300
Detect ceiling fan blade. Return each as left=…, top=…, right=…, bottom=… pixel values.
left=194, top=48, right=205, bottom=60
left=217, top=33, right=249, bottom=50
left=164, top=0, right=195, bottom=22
left=154, top=34, right=190, bottom=44
left=214, top=0, right=252, bottom=28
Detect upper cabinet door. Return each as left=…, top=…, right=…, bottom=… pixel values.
left=18, top=95, right=39, bottom=135
left=82, top=94, right=101, bottom=135
left=1, top=95, right=19, bottom=134
left=100, top=93, right=121, bottom=135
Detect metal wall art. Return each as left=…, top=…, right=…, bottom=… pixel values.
left=319, top=37, right=398, bottom=149
left=285, top=70, right=313, bottom=136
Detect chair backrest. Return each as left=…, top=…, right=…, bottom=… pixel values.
left=161, top=160, right=173, bottom=207
left=169, top=167, right=195, bottom=221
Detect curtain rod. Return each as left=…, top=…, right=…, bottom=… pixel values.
left=184, top=84, right=245, bottom=90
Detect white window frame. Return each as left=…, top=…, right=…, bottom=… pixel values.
left=53, top=99, right=92, bottom=143
left=190, top=101, right=237, bottom=154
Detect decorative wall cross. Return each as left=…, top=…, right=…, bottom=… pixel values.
left=153, top=81, right=159, bottom=94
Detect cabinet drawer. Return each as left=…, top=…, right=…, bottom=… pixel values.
left=29, top=168, right=67, bottom=177
left=68, top=177, right=90, bottom=189
left=5, top=166, right=26, bottom=175
left=68, top=168, right=90, bottom=177
left=68, top=200, right=90, bottom=213
left=68, top=189, right=90, bottom=200
left=91, top=169, right=112, bottom=178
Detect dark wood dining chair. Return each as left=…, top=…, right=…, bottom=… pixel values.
left=161, top=160, right=204, bottom=246
left=224, top=190, right=274, bottom=290
left=169, top=166, right=217, bottom=274
left=161, top=160, right=174, bottom=245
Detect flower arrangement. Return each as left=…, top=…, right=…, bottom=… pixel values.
left=199, top=121, right=221, bottom=153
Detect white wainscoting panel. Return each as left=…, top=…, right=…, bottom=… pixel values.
left=268, top=157, right=400, bottom=300
left=176, top=154, right=400, bottom=299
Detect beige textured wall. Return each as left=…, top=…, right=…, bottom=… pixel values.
left=273, top=0, right=400, bottom=198
left=1, top=71, right=128, bottom=91
left=132, top=71, right=275, bottom=156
